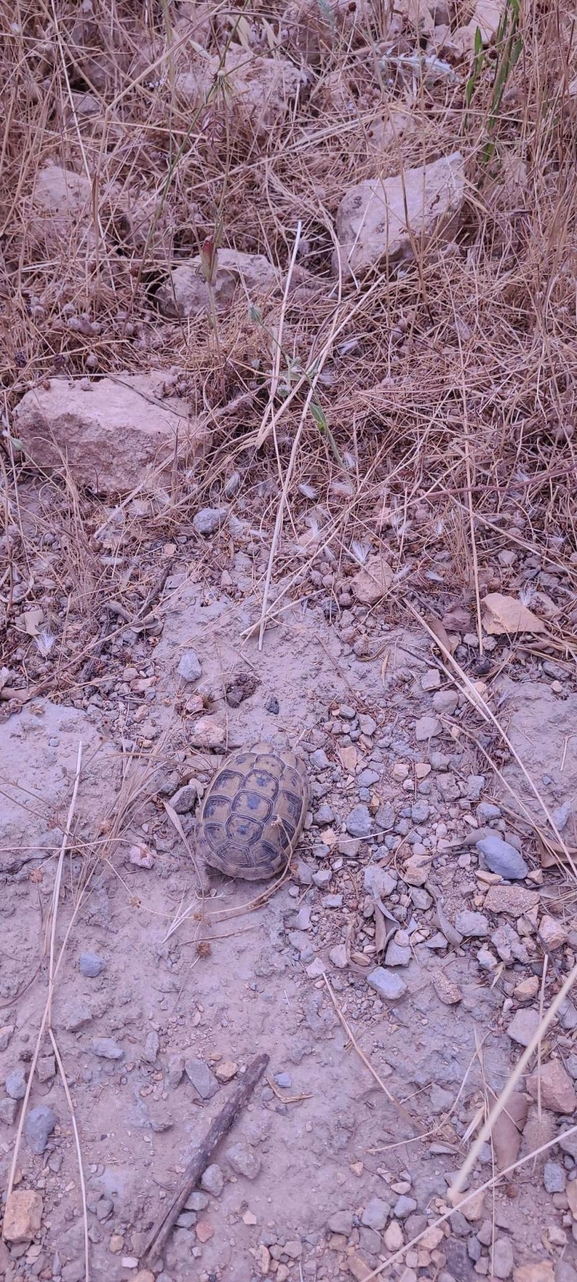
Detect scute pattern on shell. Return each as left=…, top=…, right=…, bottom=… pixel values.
left=196, top=741, right=309, bottom=880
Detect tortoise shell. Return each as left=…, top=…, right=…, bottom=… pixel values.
left=196, top=741, right=309, bottom=881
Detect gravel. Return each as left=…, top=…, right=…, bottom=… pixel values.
left=226, top=1140, right=261, bottom=1179
left=25, top=1104, right=57, bottom=1154
left=177, top=649, right=202, bottom=681
left=78, top=951, right=104, bottom=978
left=476, top=834, right=528, bottom=880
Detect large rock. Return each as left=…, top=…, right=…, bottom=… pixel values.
left=2, top=1191, right=43, bottom=1243
left=13, top=372, right=207, bottom=495
left=29, top=164, right=172, bottom=259
left=176, top=48, right=306, bottom=136
left=157, top=248, right=279, bottom=319
left=333, top=152, right=465, bottom=276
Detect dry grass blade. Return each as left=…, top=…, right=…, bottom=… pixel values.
left=323, top=973, right=417, bottom=1132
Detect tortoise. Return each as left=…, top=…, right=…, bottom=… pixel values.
left=196, top=741, right=309, bottom=881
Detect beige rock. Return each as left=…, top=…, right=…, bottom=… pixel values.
left=349, top=1256, right=372, bottom=1282
left=484, top=885, right=540, bottom=916
left=333, top=152, right=465, bottom=277
left=157, top=248, right=279, bottom=319
left=383, top=1220, right=404, bottom=1251
left=133, top=1273, right=155, bottom=1282
left=351, top=554, right=394, bottom=604
left=176, top=48, right=306, bottom=136
left=448, top=1186, right=484, bottom=1221
left=28, top=164, right=167, bottom=257
left=514, top=975, right=540, bottom=1000
left=403, top=856, right=431, bottom=887
left=189, top=716, right=226, bottom=749
left=513, top=1264, right=554, bottom=1282
left=215, top=1061, right=238, bottom=1082
left=538, top=914, right=567, bottom=950
left=433, top=972, right=462, bottom=1005
left=526, top=1059, right=577, bottom=1114
left=519, top=1104, right=556, bottom=1169
left=490, top=1090, right=529, bottom=1170
left=2, top=1190, right=43, bottom=1243
left=13, top=373, right=206, bottom=496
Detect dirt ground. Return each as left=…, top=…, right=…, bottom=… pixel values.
left=2, top=0, right=577, bottom=1280
left=2, top=528, right=577, bottom=1282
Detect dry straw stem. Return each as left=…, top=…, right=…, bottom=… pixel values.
left=323, top=972, right=416, bottom=1128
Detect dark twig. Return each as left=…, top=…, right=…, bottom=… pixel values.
left=143, top=1051, right=269, bottom=1262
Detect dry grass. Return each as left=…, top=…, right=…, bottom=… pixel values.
left=1, top=4, right=576, bottom=696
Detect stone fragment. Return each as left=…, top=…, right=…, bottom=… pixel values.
left=214, top=1061, right=237, bottom=1083
left=2, top=1190, right=43, bottom=1242
left=91, top=1038, right=124, bottom=1060
left=345, top=804, right=372, bottom=838
left=432, top=689, right=458, bottom=715
left=415, top=715, right=441, bottom=741
left=367, top=968, right=407, bottom=1001
left=6, top=1069, right=26, bottom=1100
left=327, top=1210, right=353, bottom=1236
left=492, top=1237, right=514, bottom=1279
left=455, top=910, right=488, bottom=937
left=226, top=1141, right=261, bottom=1180
left=177, top=650, right=202, bottom=681
left=13, top=374, right=206, bottom=495
left=476, top=835, right=528, bottom=880
left=526, top=1060, right=577, bottom=1114
left=185, top=1059, right=219, bottom=1100
left=350, top=554, right=393, bottom=605
left=193, top=508, right=227, bottom=536
left=513, top=1265, right=554, bottom=1282
left=539, top=915, right=567, bottom=950
left=79, top=951, right=104, bottom=977
left=201, top=1164, right=224, bottom=1196
left=484, top=885, right=539, bottom=916
left=507, top=1008, right=540, bottom=1047
left=334, top=152, right=465, bottom=276
left=24, top=1105, right=57, bottom=1154
left=361, top=1197, right=390, bottom=1230
left=189, top=716, right=226, bottom=749
left=175, top=51, right=306, bottom=138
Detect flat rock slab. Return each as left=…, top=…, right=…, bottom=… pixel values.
left=13, top=372, right=207, bottom=495
left=333, top=152, right=465, bottom=276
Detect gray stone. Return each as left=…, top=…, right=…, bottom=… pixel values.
left=226, top=1141, right=261, bottom=1180
left=176, top=1210, right=197, bottom=1228
left=25, top=1104, right=57, bottom=1154
left=410, top=887, right=432, bottom=910
left=315, top=803, right=334, bottom=824
left=411, top=800, right=430, bottom=823
left=492, top=1236, right=514, bottom=1279
left=296, top=859, right=313, bottom=886
left=345, top=804, right=372, bottom=838
left=310, top=749, right=330, bottom=770
left=166, top=1053, right=185, bottom=1088
left=476, top=834, right=528, bottom=880
left=393, top=1195, right=417, bottom=1219
left=275, top=1072, right=292, bottom=1088
left=375, top=802, right=396, bottom=831
left=185, top=1059, right=219, bottom=1100
left=6, top=1069, right=26, bottom=1100
left=200, top=1163, right=224, bottom=1196
left=177, top=649, right=202, bottom=681
left=359, top=714, right=377, bottom=735
left=556, top=1262, right=577, bottom=1282
left=566, top=1055, right=577, bottom=1080
left=364, top=866, right=396, bottom=897
left=430, top=1084, right=454, bottom=1114
left=367, top=968, right=407, bottom=1001
left=322, top=894, right=343, bottom=909
left=78, top=951, right=104, bottom=978
left=142, top=1030, right=160, bottom=1064
left=449, top=1210, right=469, bottom=1236
left=506, top=1007, right=540, bottom=1047
left=312, top=870, right=332, bottom=889
left=185, top=1190, right=210, bottom=1211
left=543, top=1160, right=565, bottom=1192
left=327, top=1210, right=353, bottom=1236
left=360, top=1226, right=381, bottom=1253
left=415, top=715, right=441, bottom=741
left=466, top=774, right=485, bottom=800
left=0, top=1097, right=18, bottom=1124
left=385, top=940, right=411, bottom=967
left=455, top=910, right=488, bottom=938
left=357, top=769, right=380, bottom=787
left=421, top=670, right=441, bottom=691
left=361, top=1197, right=390, bottom=1230
left=192, top=507, right=227, bottom=536
left=476, top=802, right=502, bottom=822
left=170, top=783, right=199, bottom=812
left=91, top=1038, right=124, bottom=1059
left=432, top=690, right=458, bottom=715
left=0, top=1026, right=14, bottom=1052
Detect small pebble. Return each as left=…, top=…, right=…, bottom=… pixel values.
left=367, top=968, right=407, bottom=1001
left=177, top=650, right=202, bottom=682
left=543, top=1160, right=565, bottom=1193
left=78, top=951, right=104, bottom=978
left=91, top=1038, right=124, bottom=1060
left=192, top=507, right=227, bottom=535
left=275, top=1072, right=292, bottom=1089
left=455, top=910, right=488, bottom=938
left=6, top=1069, right=26, bottom=1100
left=200, top=1163, right=224, bottom=1196
left=25, top=1104, right=57, bottom=1154
left=345, top=804, right=372, bottom=838
left=476, top=834, right=528, bottom=880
